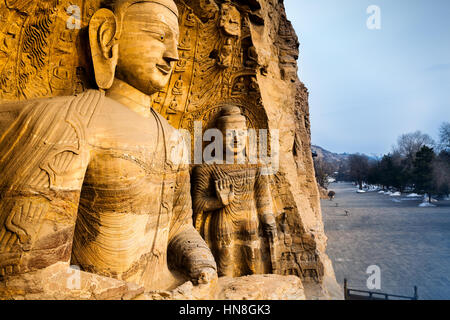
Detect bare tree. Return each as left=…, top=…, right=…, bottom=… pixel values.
left=393, top=131, right=435, bottom=161
left=314, top=158, right=333, bottom=189
left=348, top=154, right=369, bottom=190
left=438, top=122, right=450, bottom=152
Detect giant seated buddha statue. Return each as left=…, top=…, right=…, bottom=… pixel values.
left=0, top=0, right=217, bottom=295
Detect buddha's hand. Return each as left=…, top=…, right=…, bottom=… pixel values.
left=215, top=178, right=234, bottom=206
left=261, top=213, right=278, bottom=240
left=191, top=266, right=218, bottom=285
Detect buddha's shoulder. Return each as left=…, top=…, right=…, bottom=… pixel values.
left=0, top=90, right=104, bottom=116
left=0, top=90, right=104, bottom=134
left=0, top=90, right=179, bottom=141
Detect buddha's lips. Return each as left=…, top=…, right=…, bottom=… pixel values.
left=156, top=64, right=172, bottom=75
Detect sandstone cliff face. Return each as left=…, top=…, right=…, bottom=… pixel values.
left=244, top=0, right=341, bottom=299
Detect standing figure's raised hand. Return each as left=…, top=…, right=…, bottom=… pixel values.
left=215, top=178, right=235, bottom=206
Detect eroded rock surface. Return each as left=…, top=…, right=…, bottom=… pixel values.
left=1, top=262, right=307, bottom=300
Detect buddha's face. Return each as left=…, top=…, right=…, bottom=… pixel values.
left=116, top=2, right=179, bottom=95
left=221, top=121, right=248, bottom=155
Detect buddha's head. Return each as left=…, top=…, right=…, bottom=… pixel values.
left=89, top=0, right=179, bottom=95
left=216, top=105, right=248, bottom=156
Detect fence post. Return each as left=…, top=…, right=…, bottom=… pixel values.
left=344, top=278, right=348, bottom=300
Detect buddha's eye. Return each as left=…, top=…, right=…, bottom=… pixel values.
left=142, top=29, right=166, bottom=42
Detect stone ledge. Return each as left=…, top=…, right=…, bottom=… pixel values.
left=1, top=263, right=308, bottom=300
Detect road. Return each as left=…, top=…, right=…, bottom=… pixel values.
left=322, top=182, right=450, bottom=300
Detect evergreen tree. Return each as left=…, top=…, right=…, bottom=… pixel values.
left=378, top=154, right=404, bottom=190
left=413, top=146, right=435, bottom=202
left=433, top=150, right=450, bottom=197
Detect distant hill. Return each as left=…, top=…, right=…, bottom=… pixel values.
left=311, top=145, right=350, bottom=165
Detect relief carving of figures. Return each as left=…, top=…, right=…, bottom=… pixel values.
left=249, top=76, right=258, bottom=93
left=184, top=0, right=219, bottom=22
left=245, top=46, right=258, bottom=68
left=218, top=1, right=241, bottom=38
left=192, top=106, right=279, bottom=277
left=178, top=28, right=192, bottom=50
left=217, top=38, right=233, bottom=68
left=184, top=9, right=196, bottom=27
left=172, top=76, right=184, bottom=95
left=175, top=52, right=187, bottom=72
left=167, top=96, right=178, bottom=114
left=232, top=76, right=246, bottom=94
left=0, top=0, right=93, bottom=100
left=214, top=1, right=240, bottom=69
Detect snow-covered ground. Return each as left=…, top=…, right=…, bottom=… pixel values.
left=322, top=182, right=450, bottom=300
left=345, top=184, right=447, bottom=208
left=407, top=193, right=420, bottom=198
left=419, top=202, right=437, bottom=208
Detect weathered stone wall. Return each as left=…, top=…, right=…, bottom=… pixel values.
left=244, top=0, right=341, bottom=298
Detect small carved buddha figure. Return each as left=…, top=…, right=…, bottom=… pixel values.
left=218, top=38, right=233, bottom=68
left=193, top=106, right=279, bottom=277
left=175, top=54, right=187, bottom=72
left=167, top=97, right=178, bottom=114
left=185, top=10, right=196, bottom=27
left=172, top=76, right=184, bottom=95
left=245, top=46, right=258, bottom=68
left=219, top=2, right=241, bottom=37
left=249, top=76, right=258, bottom=93
left=232, top=77, right=245, bottom=94
left=178, top=29, right=192, bottom=50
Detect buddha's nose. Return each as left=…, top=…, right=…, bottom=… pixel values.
left=163, top=41, right=179, bottom=65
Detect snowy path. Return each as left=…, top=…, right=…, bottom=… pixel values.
left=322, top=182, right=450, bottom=300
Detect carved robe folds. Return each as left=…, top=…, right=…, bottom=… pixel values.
left=193, top=163, right=278, bottom=277
left=0, top=90, right=216, bottom=290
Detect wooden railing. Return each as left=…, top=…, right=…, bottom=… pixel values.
left=344, top=279, right=418, bottom=300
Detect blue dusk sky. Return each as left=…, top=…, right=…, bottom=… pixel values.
left=284, top=0, right=450, bottom=156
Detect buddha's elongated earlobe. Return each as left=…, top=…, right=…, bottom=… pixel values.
left=89, top=8, right=119, bottom=90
